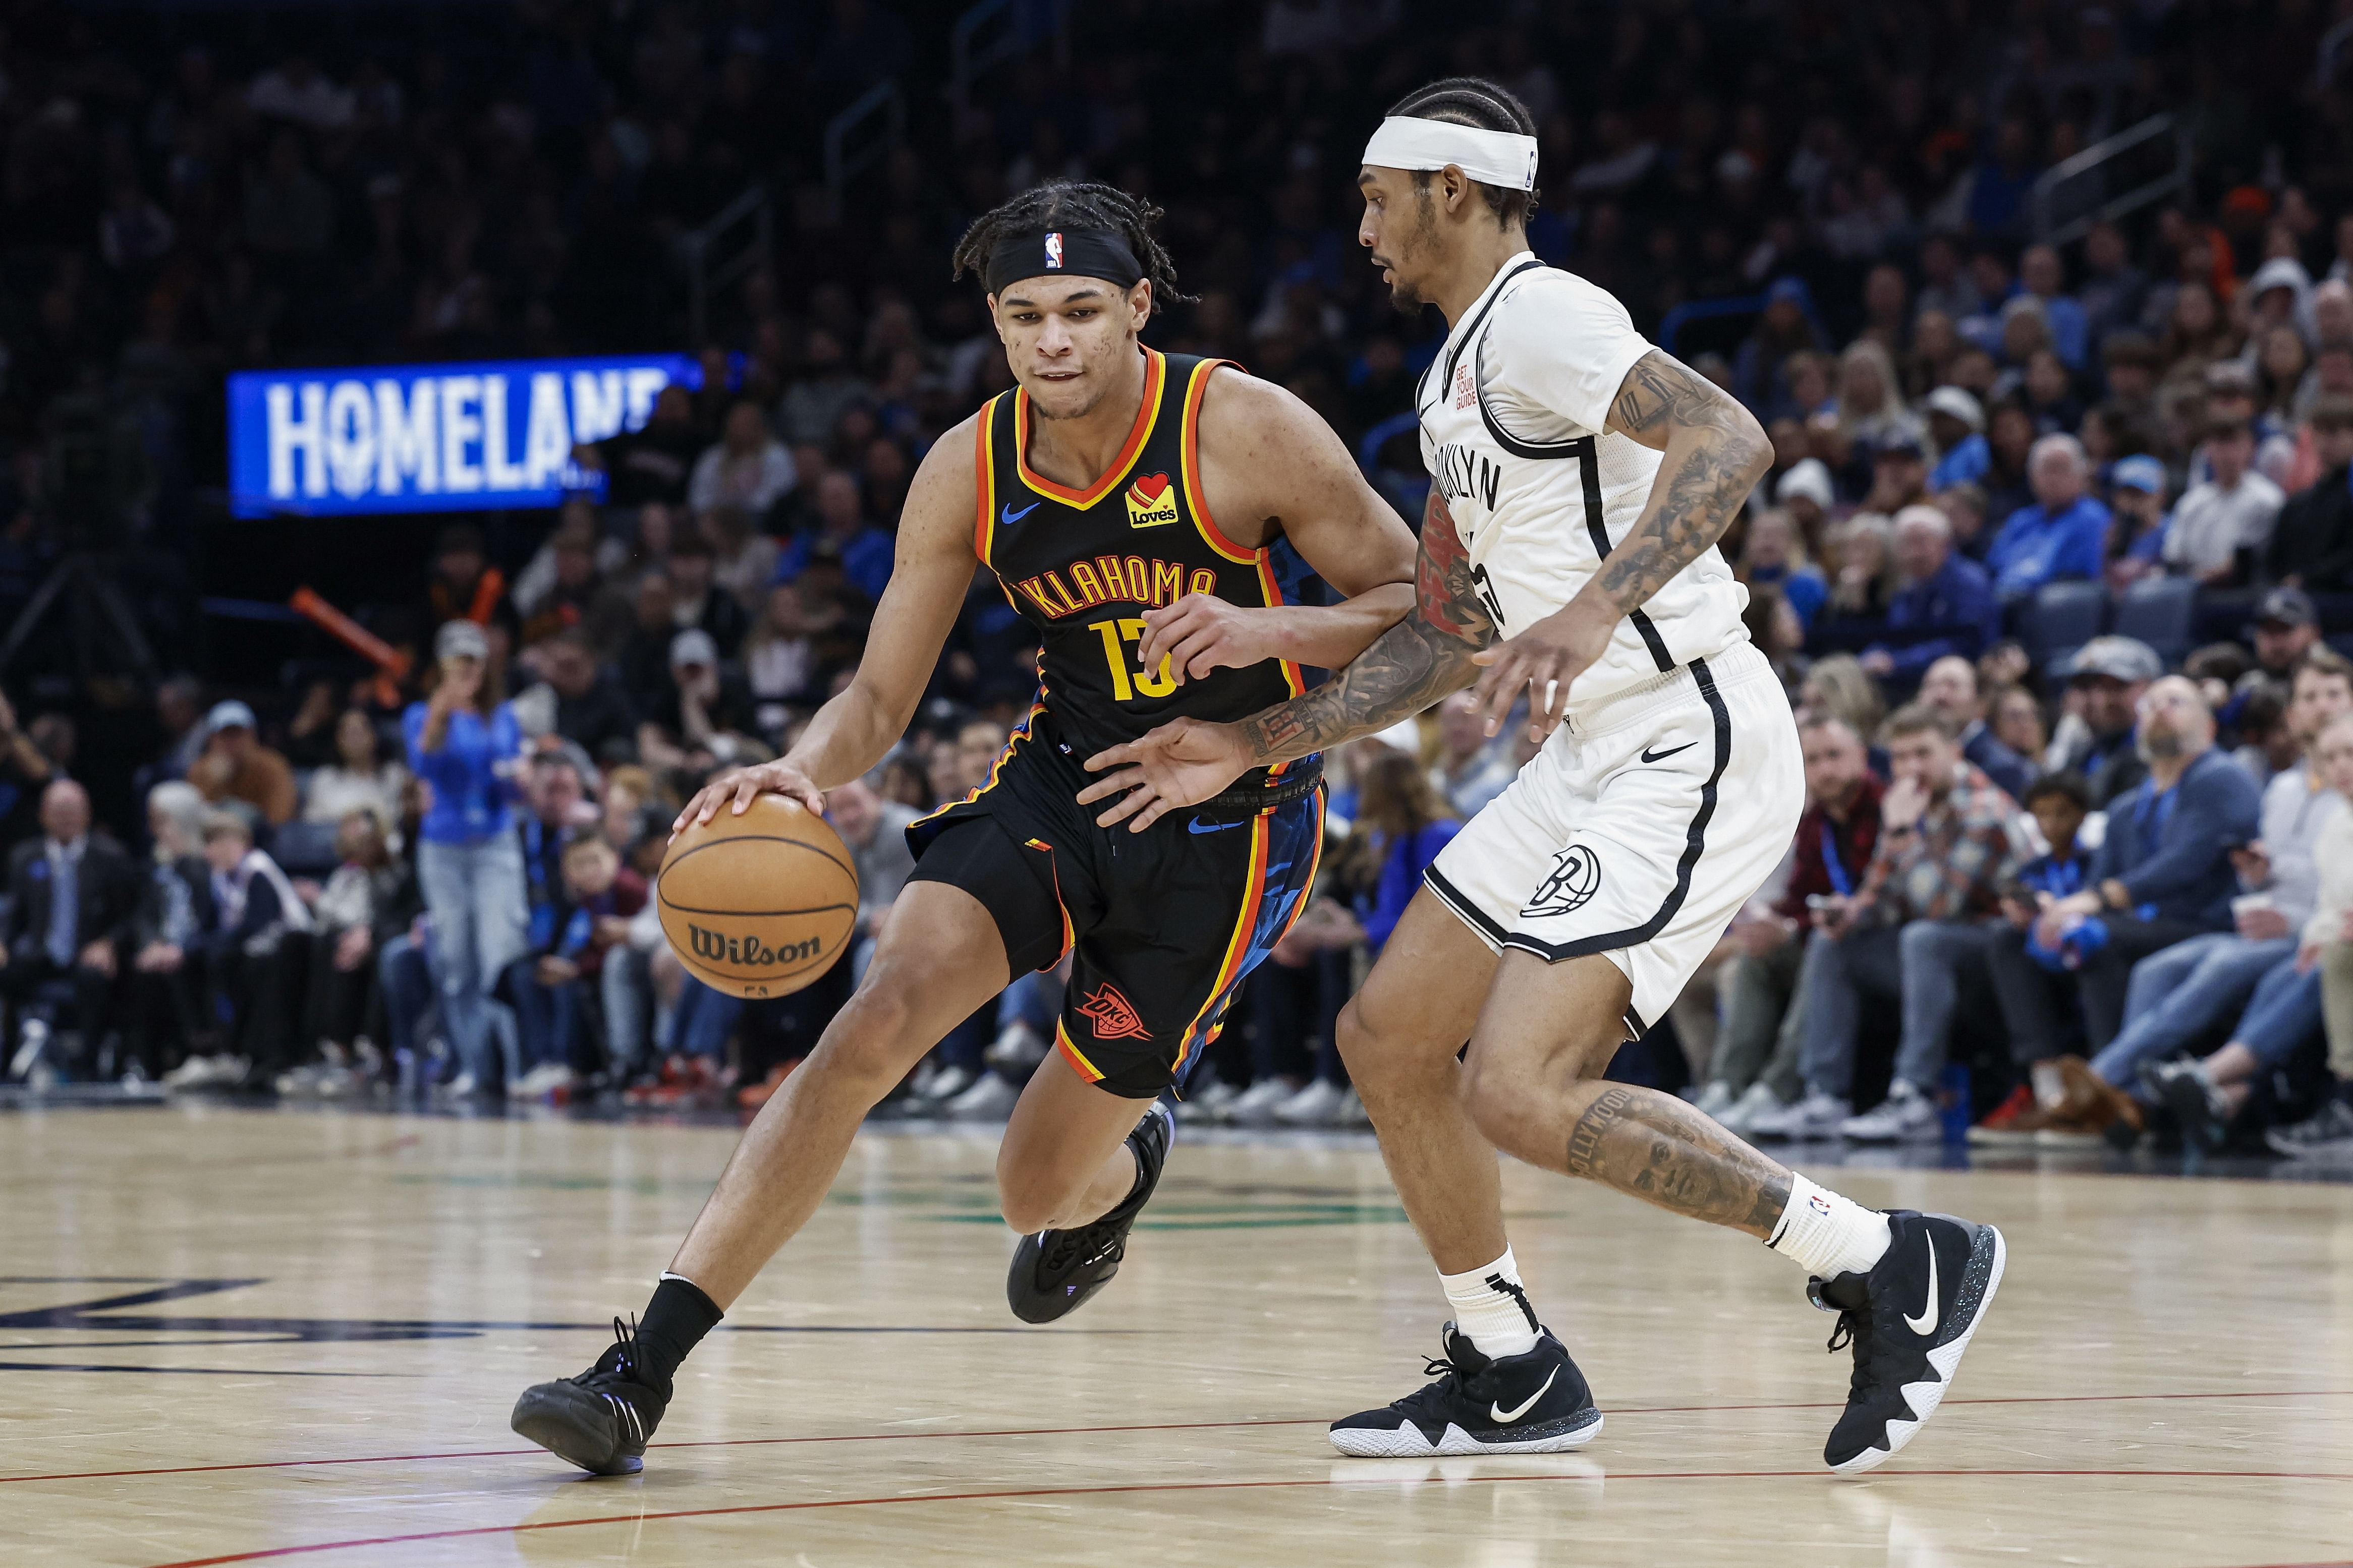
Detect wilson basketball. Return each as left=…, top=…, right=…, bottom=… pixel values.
left=655, top=795, right=860, bottom=999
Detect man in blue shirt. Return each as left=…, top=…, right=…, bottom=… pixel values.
left=1986, top=433, right=2111, bottom=600
left=2019, top=245, right=2090, bottom=371
left=1861, top=506, right=2001, bottom=686
left=1924, top=387, right=1990, bottom=494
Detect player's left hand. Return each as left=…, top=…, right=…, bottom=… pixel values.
left=1136, top=594, right=1276, bottom=685
left=1468, top=600, right=1614, bottom=743
left=1079, top=718, right=1253, bottom=832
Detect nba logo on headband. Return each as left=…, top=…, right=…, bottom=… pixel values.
left=1044, top=233, right=1064, bottom=270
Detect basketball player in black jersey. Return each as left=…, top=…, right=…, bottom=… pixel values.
left=508, top=182, right=1418, bottom=1476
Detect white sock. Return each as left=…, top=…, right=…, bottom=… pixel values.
left=1766, top=1174, right=1892, bottom=1281
left=1439, top=1248, right=1542, bottom=1358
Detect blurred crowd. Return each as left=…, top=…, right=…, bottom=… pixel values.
left=5, top=3, right=2353, bottom=1155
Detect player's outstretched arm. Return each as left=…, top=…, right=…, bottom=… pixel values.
left=1136, top=369, right=1416, bottom=684
left=1465, top=349, right=1770, bottom=739
left=1078, top=488, right=1491, bottom=831
left=674, top=420, right=983, bottom=831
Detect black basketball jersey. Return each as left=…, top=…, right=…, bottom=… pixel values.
left=973, top=349, right=1307, bottom=769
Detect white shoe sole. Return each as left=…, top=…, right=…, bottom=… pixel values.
left=1829, top=1225, right=2007, bottom=1477
left=1329, top=1411, right=1603, bottom=1458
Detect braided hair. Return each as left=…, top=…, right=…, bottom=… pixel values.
left=1384, top=76, right=1540, bottom=228
left=950, top=181, right=1194, bottom=312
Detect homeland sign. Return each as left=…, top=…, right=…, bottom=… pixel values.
left=227, top=354, right=699, bottom=517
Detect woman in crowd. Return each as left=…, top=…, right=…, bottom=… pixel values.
left=403, top=619, right=531, bottom=1095
left=279, top=809, right=414, bottom=1096
left=134, top=781, right=216, bottom=1083
left=303, top=709, right=407, bottom=843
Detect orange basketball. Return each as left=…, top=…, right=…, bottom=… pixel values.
left=655, top=794, right=860, bottom=999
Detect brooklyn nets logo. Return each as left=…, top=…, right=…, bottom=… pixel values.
left=1522, top=845, right=1601, bottom=918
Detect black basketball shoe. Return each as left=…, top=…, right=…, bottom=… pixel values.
left=510, top=1316, right=670, bottom=1475
left=1006, top=1098, right=1173, bottom=1323
left=1810, top=1209, right=2006, bottom=1475
left=1329, top=1325, right=1604, bottom=1456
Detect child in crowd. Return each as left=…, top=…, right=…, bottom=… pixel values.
left=508, top=834, right=646, bottom=1099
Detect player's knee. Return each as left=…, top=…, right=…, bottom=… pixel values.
left=808, top=983, right=920, bottom=1090
left=1333, top=997, right=1440, bottom=1090
left=1459, top=1052, right=1535, bottom=1149
left=994, top=1175, right=1065, bottom=1236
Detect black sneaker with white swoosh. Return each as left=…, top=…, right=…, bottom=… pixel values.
left=1328, top=1324, right=1604, bottom=1456
left=510, top=1316, right=671, bottom=1475
left=1810, top=1209, right=2006, bottom=1475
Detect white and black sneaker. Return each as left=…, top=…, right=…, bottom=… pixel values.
left=510, top=1316, right=671, bottom=1475
left=1006, top=1098, right=1173, bottom=1323
left=1811, top=1209, right=2006, bottom=1475
left=1329, top=1323, right=1604, bottom=1457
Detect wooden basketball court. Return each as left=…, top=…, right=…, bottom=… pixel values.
left=7, top=1102, right=2350, bottom=1566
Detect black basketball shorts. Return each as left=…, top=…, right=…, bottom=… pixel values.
left=905, top=713, right=1322, bottom=1099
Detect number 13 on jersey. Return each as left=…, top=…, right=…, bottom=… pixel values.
left=1090, top=617, right=1179, bottom=702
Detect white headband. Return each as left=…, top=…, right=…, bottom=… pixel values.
left=1362, top=115, right=1539, bottom=192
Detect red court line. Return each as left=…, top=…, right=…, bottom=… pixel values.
left=13, top=1388, right=2352, bottom=1486
left=137, top=1470, right=2353, bottom=1568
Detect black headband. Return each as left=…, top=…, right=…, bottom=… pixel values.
left=984, top=227, right=1146, bottom=296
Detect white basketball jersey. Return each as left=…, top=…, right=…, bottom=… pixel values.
left=1416, top=253, right=1751, bottom=712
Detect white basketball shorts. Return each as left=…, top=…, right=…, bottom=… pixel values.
left=1424, top=638, right=1804, bottom=1039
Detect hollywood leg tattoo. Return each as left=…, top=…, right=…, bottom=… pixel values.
left=1561, top=1084, right=1793, bottom=1237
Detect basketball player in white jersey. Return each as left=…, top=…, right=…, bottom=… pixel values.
left=1082, top=78, right=2006, bottom=1475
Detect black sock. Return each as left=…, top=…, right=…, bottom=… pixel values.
left=635, top=1274, right=722, bottom=1392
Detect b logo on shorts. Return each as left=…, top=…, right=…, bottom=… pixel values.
left=1522, top=845, right=1601, bottom=918
left=1078, top=981, right=1149, bottom=1041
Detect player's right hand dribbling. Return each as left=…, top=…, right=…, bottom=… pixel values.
left=673, top=759, right=825, bottom=835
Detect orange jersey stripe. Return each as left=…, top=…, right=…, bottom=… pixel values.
left=973, top=399, right=1000, bottom=564
left=1179, top=359, right=1256, bottom=564
left=1169, top=812, right=1272, bottom=1078
left=1016, top=350, right=1165, bottom=507
left=1055, top=1021, right=1107, bottom=1083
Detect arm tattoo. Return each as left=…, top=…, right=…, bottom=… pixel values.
left=1595, top=350, right=1771, bottom=613
left=1241, top=490, right=1494, bottom=764
left=1562, top=1084, right=1794, bottom=1237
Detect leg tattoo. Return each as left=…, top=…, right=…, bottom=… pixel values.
left=1562, top=1084, right=1792, bottom=1236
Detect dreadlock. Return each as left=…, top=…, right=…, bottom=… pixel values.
left=950, top=181, right=1193, bottom=312
left=1385, top=76, right=1540, bottom=228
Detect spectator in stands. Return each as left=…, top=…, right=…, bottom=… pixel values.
left=189, top=809, right=310, bottom=1089
left=1798, top=653, right=1886, bottom=745
left=507, top=834, right=645, bottom=1100
left=1697, top=712, right=1882, bottom=1134
left=1822, top=514, right=1895, bottom=629
left=1987, top=433, right=2110, bottom=601
left=2029, top=676, right=2263, bottom=1062
left=640, top=629, right=757, bottom=770
left=128, top=781, right=214, bottom=1080
left=531, top=630, right=638, bottom=765
left=2049, top=636, right=2161, bottom=806
left=704, top=506, right=780, bottom=608
left=1859, top=429, right=1932, bottom=516
left=2062, top=650, right=2353, bottom=1143
left=1752, top=705, right=2014, bottom=1142
left=2266, top=395, right=2353, bottom=593
left=2162, top=417, right=2284, bottom=585
left=1430, top=690, right=1516, bottom=819
left=150, top=675, right=208, bottom=784
left=2282, top=711, right=2353, bottom=1156
left=2019, top=244, right=2091, bottom=370
left=824, top=774, right=918, bottom=983
left=1, top=778, right=138, bottom=1076
left=278, top=809, right=407, bottom=1096
left=744, top=582, right=829, bottom=739
left=2250, top=588, right=2323, bottom=684
left=664, top=532, right=749, bottom=661
left=2105, top=454, right=2172, bottom=588
left=521, top=750, right=594, bottom=934
left=422, top=525, right=515, bottom=640
left=1739, top=504, right=1826, bottom=629
left=2080, top=221, right=2149, bottom=346
left=187, top=700, right=298, bottom=827
left=577, top=383, right=701, bottom=508
left=690, top=401, right=798, bottom=521
left=777, top=328, right=872, bottom=447
left=1989, top=682, right=2049, bottom=763
left=403, top=619, right=530, bottom=1096
left=1972, top=771, right=2099, bottom=1142
left=302, top=709, right=406, bottom=839
left=1935, top=481, right=1993, bottom=562
left=775, top=470, right=895, bottom=606
left=1916, top=655, right=2034, bottom=799
left=1860, top=506, right=1999, bottom=685
left=1924, top=388, right=1989, bottom=494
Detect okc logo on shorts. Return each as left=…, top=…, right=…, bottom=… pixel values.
left=1044, top=231, right=1065, bottom=269
left=1078, top=980, right=1148, bottom=1041
left=1522, top=845, right=1601, bottom=918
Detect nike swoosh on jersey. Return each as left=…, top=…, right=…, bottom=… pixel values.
left=1001, top=501, right=1041, bottom=526
left=1490, top=1365, right=1558, bottom=1424
left=1640, top=741, right=1698, bottom=765
left=1903, top=1240, right=1940, bottom=1337
left=1187, top=818, right=1246, bottom=835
